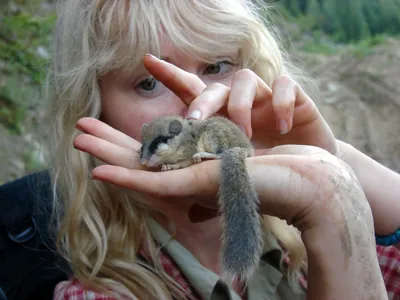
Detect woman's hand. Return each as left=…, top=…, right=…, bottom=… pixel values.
left=143, top=54, right=337, bottom=154
left=74, top=117, right=386, bottom=299
left=73, top=117, right=361, bottom=232
left=74, top=116, right=370, bottom=245
left=75, top=119, right=384, bottom=298
left=74, top=117, right=144, bottom=170
left=143, top=55, right=400, bottom=237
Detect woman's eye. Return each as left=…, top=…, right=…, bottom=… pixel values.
left=134, top=76, right=168, bottom=98
left=203, top=61, right=234, bottom=76
left=205, top=63, right=222, bottom=74
left=137, top=77, right=157, bottom=91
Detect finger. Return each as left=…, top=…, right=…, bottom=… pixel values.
left=74, top=133, right=142, bottom=169
left=228, top=69, right=273, bottom=138
left=90, top=151, right=314, bottom=198
left=91, top=160, right=220, bottom=198
left=185, top=83, right=230, bottom=120
left=143, top=54, right=206, bottom=105
left=76, top=117, right=140, bottom=150
left=254, top=145, right=329, bottom=157
left=271, top=75, right=311, bottom=134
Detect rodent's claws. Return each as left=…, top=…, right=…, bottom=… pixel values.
left=193, top=154, right=202, bottom=163
left=161, top=165, right=172, bottom=171
left=161, top=164, right=185, bottom=171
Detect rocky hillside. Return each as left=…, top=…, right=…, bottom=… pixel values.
left=296, top=38, right=400, bottom=172
left=0, top=1, right=54, bottom=185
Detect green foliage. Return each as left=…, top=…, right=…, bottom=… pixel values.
left=300, top=30, right=338, bottom=55
left=23, top=148, right=47, bottom=173
left=306, top=0, right=320, bottom=29
left=300, top=40, right=337, bottom=55
left=348, top=34, right=390, bottom=58
left=0, top=75, right=38, bottom=133
left=0, top=12, right=55, bottom=84
left=266, top=0, right=400, bottom=43
left=284, top=0, right=302, bottom=16
left=0, top=9, right=55, bottom=131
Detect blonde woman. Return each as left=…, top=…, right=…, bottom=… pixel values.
left=48, top=0, right=400, bottom=299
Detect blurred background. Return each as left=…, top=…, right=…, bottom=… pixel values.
left=1, top=0, right=399, bottom=184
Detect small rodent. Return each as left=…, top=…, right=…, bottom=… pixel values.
left=138, top=115, right=263, bottom=283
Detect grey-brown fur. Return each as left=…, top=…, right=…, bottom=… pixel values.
left=139, top=115, right=263, bottom=283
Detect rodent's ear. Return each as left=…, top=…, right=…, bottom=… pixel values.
left=142, top=123, right=148, bottom=133
left=169, top=120, right=182, bottom=135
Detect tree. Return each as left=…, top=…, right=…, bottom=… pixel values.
left=303, top=0, right=321, bottom=30
left=326, top=0, right=369, bottom=42
left=362, top=0, right=382, bottom=35
left=278, top=0, right=400, bottom=42
left=379, top=0, right=400, bottom=33
left=284, top=0, right=302, bottom=16
left=298, top=0, right=308, bottom=14
left=321, top=0, right=339, bottom=35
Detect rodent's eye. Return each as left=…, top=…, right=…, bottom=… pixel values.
left=149, top=135, right=171, bottom=154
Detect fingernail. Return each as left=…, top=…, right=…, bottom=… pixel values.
left=187, top=110, right=202, bottom=120
left=144, top=53, right=158, bottom=60
left=279, top=119, right=289, bottom=134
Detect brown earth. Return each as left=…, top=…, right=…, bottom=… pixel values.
left=1, top=38, right=400, bottom=184
left=295, top=38, right=400, bottom=173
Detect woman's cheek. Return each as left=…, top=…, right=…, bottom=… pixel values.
left=120, top=96, right=187, bottom=141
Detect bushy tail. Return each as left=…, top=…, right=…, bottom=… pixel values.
left=218, top=147, right=263, bottom=284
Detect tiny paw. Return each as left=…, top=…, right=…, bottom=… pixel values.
left=193, top=154, right=202, bottom=164
left=161, top=164, right=183, bottom=171
left=161, top=165, right=173, bottom=171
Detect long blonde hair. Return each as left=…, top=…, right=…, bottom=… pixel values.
left=46, top=0, right=306, bottom=299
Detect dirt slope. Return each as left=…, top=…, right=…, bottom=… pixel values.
left=296, top=38, right=400, bottom=172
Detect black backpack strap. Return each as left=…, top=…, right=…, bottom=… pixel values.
left=0, top=171, right=70, bottom=300
left=0, top=288, right=6, bottom=300
left=0, top=172, right=45, bottom=243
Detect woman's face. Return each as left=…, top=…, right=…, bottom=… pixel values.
left=99, top=37, right=238, bottom=142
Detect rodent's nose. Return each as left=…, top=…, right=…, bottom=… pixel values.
left=140, top=158, right=148, bottom=166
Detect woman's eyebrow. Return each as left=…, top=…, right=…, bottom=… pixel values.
left=110, top=66, right=149, bottom=83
